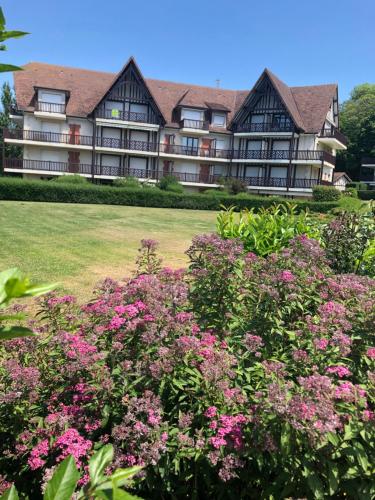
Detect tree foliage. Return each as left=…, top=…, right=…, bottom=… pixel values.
left=0, top=7, right=28, bottom=73
left=338, top=83, right=375, bottom=179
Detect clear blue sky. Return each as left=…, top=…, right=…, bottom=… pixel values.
left=1, top=0, right=374, bottom=101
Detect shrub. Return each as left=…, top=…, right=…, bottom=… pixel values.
left=0, top=177, right=339, bottom=213
left=157, top=174, right=184, bottom=193
left=216, top=203, right=322, bottom=256
left=52, top=174, right=89, bottom=184
left=343, top=187, right=358, bottom=198
left=224, top=178, right=247, bottom=195
left=322, top=211, right=375, bottom=275
left=0, top=237, right=374, bottom=498
left=312, top=185, right=341, bottom=202
left=347, top=182, right=368, bottom=191
left=113, top=176, right=142, bottom=189
left=201, top=188, right=228, bottom=197
left=358, top=190, right=375, bottom=200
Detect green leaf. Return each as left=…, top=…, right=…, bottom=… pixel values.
left=0, top=485, right=19, bottom=500
left=43, top=455, right=79, bottom=500
left=97, top=466, right=143, bottom=490
left=327, top=465, right=339, bottom=495
left=0, top=325, right=36, bottom=340
left=89, top=444, right=114, bottom=486
left=0, top=64, right=23, bottom=72
left=307, top=473, right=325, bottom=499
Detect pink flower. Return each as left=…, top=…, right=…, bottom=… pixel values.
left=28, top=439, right=49, bottom=470
left=204, top=406, right=217, bottom=418
left=314, top=338, right=328, bottom=350
left=55, top=428, right=92, bottom=467
left=326, top=366, right=351, bottom=378
left=210, top=436, right=227, bottom=448
left=279, top=270, right=295, bottom=283
left=109, top=316, right=126, bottom=330
left=366, top=348, right=375, bottom=359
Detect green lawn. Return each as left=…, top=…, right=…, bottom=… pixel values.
left=0, top=201, right=216, bottom=299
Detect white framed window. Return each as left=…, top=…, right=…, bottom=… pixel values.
left=181, top=108, right=203, bottom=121
left=38, top=90, right=65, bottom=104
left=212, top=113, right=226, bottom=127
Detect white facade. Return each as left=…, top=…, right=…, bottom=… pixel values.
left=5, top=63, right=348, bottom=197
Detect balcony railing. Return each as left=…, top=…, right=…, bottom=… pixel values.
left=4, top=158, right=326, bottom=189
left=160, top=143, right=231, bottom=159
left=362, top=157, right=375, bottom=165
left=179, top=119, right=209, bottom=130
left=35, top=101, right=66, bottom=114
left=235, top=122, right=294, bottom=133
left=4, top=158, right=92, bottom=175
left=96, top=109, right=159, bottom=124
left=96, top=137, right=158, bottom=152
left=232, top=149, right=336, bottom=164
left=4, top=128, right=93, bottom=146
left=319, top=126, right=347, bottom=146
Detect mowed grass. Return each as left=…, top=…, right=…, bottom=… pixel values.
left=0, top=201, right=217, bottom=300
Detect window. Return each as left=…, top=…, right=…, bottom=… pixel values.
left=181, top=109, right=203, bottom=121
left=129, top=103, right=148, bottom=119
left=182, top=136, right=198, bottom=150
left=105, top=101, right=123, bottom=119
left=272, top=114, right=291, bottom=129
left=212, top=113, right=226, bottom=127
left=38, top=90, right=65, bottom=104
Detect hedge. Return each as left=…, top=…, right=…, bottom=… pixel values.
left=358, top=190, right=375, bottom=200
left=347, top=182, right=368, bottom=191
left=0, top=178, right=338, bottom=213
left=312, top=185, right=341, bottom=202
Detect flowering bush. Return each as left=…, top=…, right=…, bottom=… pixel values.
left=0, top=238, right=374, bottom=498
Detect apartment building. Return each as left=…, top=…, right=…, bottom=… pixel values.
left=3, top=57, right=348, bottom=196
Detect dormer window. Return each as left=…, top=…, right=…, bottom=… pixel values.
left=36, top=89, right=66, bottom=115
left=212, top=112, right=226, bottom=127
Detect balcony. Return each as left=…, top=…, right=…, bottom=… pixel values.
left=4, top=158, right=326, bottom=191
left=160, top=143, right=231, bottom=161
left=179, top=119, right=209, bottom=135
left=234, top=122, right=294, bottom=135
left=34, top=101, right=66, bottom=120
left=96, top=137, right=158, bottom=155
left=3, top=129, right=161, bottom=156
left=4, top=128, right=93, bottom=149
left=95, top=109, right=160, bottom=129
left=232, top=149, right=336, bottom=165
left=318, top=126, right=347, bottom=150
left=362, top=157, right=375, bottom=167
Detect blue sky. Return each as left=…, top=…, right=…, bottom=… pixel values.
left=1, top=0, right=374, bottom=101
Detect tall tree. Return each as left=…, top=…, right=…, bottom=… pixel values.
left=337, top=83, right=375, bottom=179
left=0, top=82, right=22, bottom=163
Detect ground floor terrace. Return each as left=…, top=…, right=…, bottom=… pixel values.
left=3, top=157, right=332, bottom=196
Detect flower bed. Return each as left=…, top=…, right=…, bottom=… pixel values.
left=0, top=237, right=374, bottom=498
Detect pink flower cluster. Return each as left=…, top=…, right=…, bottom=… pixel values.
left=207, top=413, right=247, bottom=450
left=326, top=365, right=352, bottom=378
left=55, top=428, right=92, bottom=467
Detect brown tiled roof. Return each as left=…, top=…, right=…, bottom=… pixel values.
left=291, top=83, right=338, bottom=133
left=13, top=61, right=338, bottom=133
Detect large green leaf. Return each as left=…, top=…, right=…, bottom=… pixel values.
left=97, top=466, right=143, bottom=490
left=0, top=485, right=19, bottom=500
left=89, top=444, right=114, bottom=486
left=43, top=456, right=79, bottom=500
left=0, top=325, right=36, bottom=340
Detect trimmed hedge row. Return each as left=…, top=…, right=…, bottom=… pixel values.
left=312, top=185, right=341, bottom=202
left=358, top=190, right=375, bottom=200
left=0, top=178, right=338, bottom=213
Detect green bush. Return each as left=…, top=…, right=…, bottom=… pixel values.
left=157, top=174, right=184, bottom=193
left=343, top=187, right=358, bottom=198
left=201, top=188, right=228, bottom=197
left=312, top=185, right=341, bottom=201
left=52, top=174, right=88, bottom=184
left=113, top=176, right=141, bottom=189
left=224, top=177, right=247, bottom=195
left=0, top=177, right=338, bottom=213
left=347, top=182, right=368, bottom=190
left=358, top=190, right=375, bottom=200
left=217, top=203, right=322, bottom=256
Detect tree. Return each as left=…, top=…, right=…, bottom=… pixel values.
left=0, top=7, right=28, bottom=72
left=0, top=82, right=22, bottom=165
left=337, top=83, right=375, bottom=179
